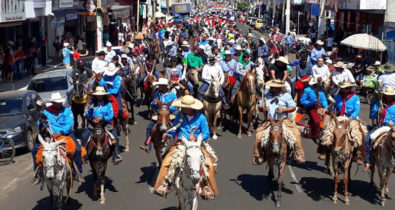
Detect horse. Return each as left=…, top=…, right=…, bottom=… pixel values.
left=71, top=73, right=87, bottom=130
left=150, top=101, right=175, bottom=166
left=86, top=122, right=113, bottom=204
left=36, top=135, right=72, bottom=210
left=370, top=124, right=395, bottom=206
left=142, top=73, right=157, bottom=119
left=235, top=70, right=257, bottom=138
left=261, top=116, right=290, bottom=207
left=186, top=68, right=200, bottom=98
left=122, top=75, right=138, bottom=125
left=115, top=98, right=130, bottom=152
left=203, top=77, right=222, bottom=140
left=331, top=116, right=355, bottom=205
left=175, top=131, right=205, bottom=210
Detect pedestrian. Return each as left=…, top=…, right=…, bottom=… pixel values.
left=14, top=45, right=26, bottom=79
left=53, top=36, right=62, bottom=59
left=62, top=42, right=73, bottom=69
left=4, top=47, right=15, bottom=82
left=0, top=46, right=5, bottom=82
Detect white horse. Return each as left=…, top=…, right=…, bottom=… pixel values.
left=175, top=130, right=204, bottom=210
left=37, top=134, right=72, bottom=210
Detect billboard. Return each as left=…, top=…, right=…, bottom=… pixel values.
left=172, top=3, right=191, bottom=15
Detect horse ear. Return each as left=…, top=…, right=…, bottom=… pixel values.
left=54, top=138, right=66, bottom=147
left=151, top=115, right=158, bottom=121
left=389, top=120, right=394, bottom=128
left=37, top=134, right=46, bottom=146
left=268, top=115, right=274, bottom=125
left=333, top=115, right=339, bottom=126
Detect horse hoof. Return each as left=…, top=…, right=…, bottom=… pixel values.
left=333, top=199, right=337, bottom=204
left=345, top=201, right=350, bottom=205
left=125, top=147, right=130, bottom=152
left=212, top=135, right=218, bottom=140
left=248, top=133, right=252, bottom=137
left=275, top=202, right=281, bottom=207
left=381, top=201, right=386, bottom=206
left=100, top=200, right=105, bottom=205
left=237, top=134, right=242, bottom=139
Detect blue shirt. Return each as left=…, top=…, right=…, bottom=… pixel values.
left=99, top=75, right=122, bottom=95
left=334, top=94, right=360, bottom=120
left=85, top=101, right=114, bottom=122
left=220, top=59, right=237, bottom=76
left=150, top=90, right=178, bottom=112
left=370, top=100, right=380, bottom=120
left=264, top=92, right=296, bottom=119
left=310, top=48, right=325, bottom=63
left=300, top=87, right=328, bottom=109
left=295, top=63, right=313, bottom=80
left=284, top=35, right=294, bottom=46
left=383, top=104, right=395, bottom=126
left=182, top=50, right=191, bottom=58
left=169, top=112, right=210, bottom=141
left=199, top=40, right=209, bottom=46
left=43, top=107, right=74, bottom=135
left=257, top=45, right=269, bottom=57
left=62, top=48, right=72, bottom=64
left=235, top=62, right=253, bottom=77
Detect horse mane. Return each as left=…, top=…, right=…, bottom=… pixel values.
left=259, top=124, right=297, bottom=149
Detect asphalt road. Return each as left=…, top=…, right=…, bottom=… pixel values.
left=0, top=23, right=394, bottom=210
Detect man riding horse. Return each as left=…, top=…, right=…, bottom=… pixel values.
left=199, top=54, right=229, bottom=109
left=139, top=78, right=178, bottom=153
left=230, top=53, right=253, bottom=103
left=32, top=92, right=84, bottom=184
left=81, top=86, right=122, bottom=164
left=186, top=46, right=204, bottom=95
left=153, top=95, right=218, bottom=200
left=253, top=80, right=306, bottom=164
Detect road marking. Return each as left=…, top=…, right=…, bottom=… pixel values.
left=288, top=165, right=303, bottom=193
left=2, top=178, right=19, bottom=191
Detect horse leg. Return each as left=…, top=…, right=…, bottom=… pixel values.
left=344, top=165, right=350, bottom=205
left=212, top=111, right=220, bottom=140
left=247, top=107, right=254, bottom=137
left=99, top=168, right=106, bottom=204
left=381, top=169, right=391, bottom=206
left=276, top=160, right=287, bottom=207
left=333, top=164, right=339, bottom=204
left=238, top=105, right=243, bottom=138
left=124, top=124, right=130, bottom=152
left=72, top=107, right=78, bottom=130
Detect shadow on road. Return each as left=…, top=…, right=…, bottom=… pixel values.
left=290, top=160, right=328, bottom=173
left=299, top=176, right=380, bottom=204
left=138, top=110, right=150, bottom=120
left=75, top=173, right=118, bottom=201
left=161, top=207, right=178, bottom=210
left=231, top=174, right=293, bottom=202
left=32, top=196, right=82, bottom=210
left=136, top=162, right=158, bottom=187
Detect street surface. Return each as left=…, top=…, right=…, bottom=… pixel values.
left=0, top=23, right=394, bottom=210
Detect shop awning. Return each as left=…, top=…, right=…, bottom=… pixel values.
left=109, top=5, right=131, bottom=19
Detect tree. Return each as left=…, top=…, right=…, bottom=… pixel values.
left=237, top=1, right=250, bottom=11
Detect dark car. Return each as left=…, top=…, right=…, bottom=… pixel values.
left=0, top=90, right=42, bottom=151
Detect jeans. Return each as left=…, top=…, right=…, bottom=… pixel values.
left=186, top=80, right=194, bottom=95
left=291, top=78, right=296, bottom=97
left=81, top=127, right=120, bottom=158
left=115, top=93, right=123, bottom=117
left=15, top=60, right=24, bottom=79
left=145, top=121, right=155, bottom=150
left=231, top=78, right=242, bottom=98
left=364, top=126, right=379, bottom=165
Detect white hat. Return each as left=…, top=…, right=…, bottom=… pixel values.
left=228, top=39, right=235, bottom=44
left=167, top=40, right=174, bottom=46
left=224, top=50, right=232, bottom=55
left=259, top=37, right=266, bottom=43
left=374, top=61, right=382, bottom=66
left=208, top=37, right=215, bottom=41
left=63, top=42, right=69, bottom=47
left=276, top=56, right=289, bottom=65
left=235, top=45, right=242, bottom=51
left=49, top=92, right=66, bottom=104
left=309, top=78, right=318, bottom=85
left=325, top=59, right=332, bottom=64
left=121, top=54, right=128, bottom=59
left=216, top=54, right=223, bottom=61
left=153, top=78, right=169, bottom=86
left=128, top=43, right=134, bottom=48
left=92, top=86, right=109, bottom=96
left=106, top=41, right=112, bottom=47
left=199, top=45, right=205, bottom=50
left=316, top=40, right=324, bottom=45
left=383, top=86, right=395, bottom=96
left=181, top=41, right=190, bottom=47
left=105, top=63, right=119, bottom=76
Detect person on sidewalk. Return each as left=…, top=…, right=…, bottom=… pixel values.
left=14, top=46, right=26, bottom=80
left=62, top=42, right=73, bottom=69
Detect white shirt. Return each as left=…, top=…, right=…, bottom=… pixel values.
left=104, top=49, right=116, bottom=63
left=379, top=73, right=395, bottom=91
left=312, top=64, right=330, bottom=81
left=332, top=69, right=356, bottom=85
left=91, top=57, right=108, bottom=73
left=201, top=63, right=224, bottom=85
left=256, top=64, right=265, bottom=83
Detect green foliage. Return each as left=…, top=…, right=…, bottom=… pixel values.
left=237, top=1, right=250, bottom=10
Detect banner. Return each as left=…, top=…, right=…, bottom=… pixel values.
left=360, top=0, right=386, bottom=10
left=0, top=0, right=25, bottom=22
left=59, top=0, right=73, bottom=8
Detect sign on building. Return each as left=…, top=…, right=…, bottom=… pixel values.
left=360, top=0, right=386, bottom=10
left=0, top=0, right=25, bottom=22
left=59, top=0, right=73, bottom=8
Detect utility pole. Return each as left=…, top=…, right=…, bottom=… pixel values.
left=285, top=0, right=291, bottom=33
left=317, top=0, right=326, bottom=39
left=272, top=0, right=276, bottom=27
left=137, top=0, right=140, bottom=32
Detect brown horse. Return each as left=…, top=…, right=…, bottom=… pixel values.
left=331, top=116, right=354, bottom=205
left=263, top=116, right=289, bottom=207
left=143, top=74, right=157, bottom=119
left=150, top=101, right=175, bottom=166
left=370, top=124, right=395, bottom=206
left=235, top=70, right=257, bottom=138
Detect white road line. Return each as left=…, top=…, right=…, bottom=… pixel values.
left=2, top=178, right=19, bottom=191
left=288, top=165, right=303, bottom=193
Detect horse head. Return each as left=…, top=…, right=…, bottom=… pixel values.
left=245, top=71, right=256, bottom=95
left=332, top=115, right=351, bottom=157
left=91, top=123, right=107, bottom=157
left=152, top=101, right=175, bottom=132
left=269, top=116, right=284, bottom=154
left=187, top=69, right=199, bottom=86
left=37, top=134, right=65, bottom=179
left=73, top=73, right=85, bottom=99
left=208, top=76, right=220, bottom=98
left=180, top=127, right=203, bottom=183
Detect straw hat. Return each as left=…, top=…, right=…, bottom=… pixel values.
left=383, top=87, right=395, bottom=96
left=265, top=79, right=286, bottom=88
left=153, top=78, right=169, bottom=86
left=316, top=40, right=324, bottom=45
left=92, top=86, right=109, bottom=96
left=181, top=41, right=190, bottom=47
left=228, top=39, right=235, bottom=44
left=374, top=61, right=381, bottom=66
left=121, top=54, right=128, bottom=59
left=235, top=45, right=242, bottom=51
left=172, top=95, right=203, bottom=110
left=334, top=61, right=345, bottom=68
left=259, top=37, right=266, bottom=43
left=49, top=92, right=66, bottom=104
left=339, top=81, right=357, bottom=89
left=276, top=56, right=289, bottom=65
left=325, top=59, right=332, bottom=64
left=63, top=42, right=69, bottom=47
left=7, top=41, right=15, bottom=46
left=105, top=63, right=119, bottom=76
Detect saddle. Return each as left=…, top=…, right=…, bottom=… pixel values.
left=295, top=107, right=327, bottom=129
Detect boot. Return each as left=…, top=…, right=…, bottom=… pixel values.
left=112, top=145, right=123, bottom=165
left=139, top=145, right=151, bottom=153
left=201, top=185, right=215, bottom=200
left=155, top=183, right=169, bottom=197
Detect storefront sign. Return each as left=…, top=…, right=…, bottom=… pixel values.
left=338, top=0, right=358, bottom=10
left=59, top=0, right=73, bottom=8
left=360, top=0, right=386, bottom=10
left=0, top=0, right=25, bottom=22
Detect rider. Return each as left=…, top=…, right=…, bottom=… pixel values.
left=98, top=63, right=123, bottom=120
left=166, top=57, right=183, bottom=84
left=104, top=41, right=116, bottom=63
left=118, top=54, right=133, bottom=78
left=66, top=59, right=91, bottom=106
left=253, top=80, right=306, bottom=164
left=140, top=51, right=160, bottom=86
left=267, top=56, right=292, bottom=94
left=153, top=95, right=218, bottom=200
left=230, top=52, right=253, bottom=103
left=310, top=40, right=326, bottom=65
left=81, top=86, right=122, bottom=164
left=139, top=78, right=178, bottom=153
left=199, top=54, right=229, bottom=109
left=32, top=92, right=84, bottom=184
left=300, top=78, right=328, bottom=143
left=312, top=57, right=330, bottom=83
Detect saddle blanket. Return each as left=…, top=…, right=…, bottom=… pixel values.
left=370, top=126, right=391, bottom=142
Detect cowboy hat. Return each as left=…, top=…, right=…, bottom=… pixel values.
left=181, top=41, right=190, bottom=47
left=63, top=42, right=69, bottom=47
left=105, top=63, right=119, bottom=76
left=172, top=95, right=203, bottom=110
left=199, top=45, right=205, bottom=50
left=49, top=92, right=66, bottom=104
left=374, top=61, right=381, bottom=66
left=334, top=61, right=345, bottom=68
left=208, top=37, right=216, bottom=41
left=97, top=51, right=106, bottom=56
left=316, top=40, right=324, bottom=45
left=276, top=56, right=289, bottom=65
left=325, top=59, right=333, bottom=64
left=128, top=43, right=134, bottom=48
left=224, top=50, right=232, bottom=55
left=216, top=54, right=223, bottom=61
left=153, top=78, right=169, bottom=86
left=383, top=86, right=395, bottom=96
left=235, top=45, right=242, bottom=51
left=366, top=66, right=376, bottom=72
left=383, top=63, right=395, bottom=72
left=106, top=41, right=112, bottom=47
left=339, top=81, right=357, bottom=89
left=228, top=39, right=235, bottom=44
left=121, top=54, right=128, bottom=59
left=7, top=41, right=15, bottom=46
left=92, top=86, right=109, bottom=96
left=259, top=37, right=266, bottom=43
left=265, top=79, right=286, bottom=88
left=208, top=54, right=216, bottom=59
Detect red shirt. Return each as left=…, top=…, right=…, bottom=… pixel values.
left=15, top=50, right=25, bottom=59
left=73, top=51, right=80, bottom=60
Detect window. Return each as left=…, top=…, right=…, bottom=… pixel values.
left=27, top=76, right=68, bottom=93
left=0, top=98, right=23, bottom=116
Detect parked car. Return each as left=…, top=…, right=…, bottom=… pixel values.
left=255, top=18, right=265, bottom=30
left=0, top=90, right=43, bottom=151
left=247, top=17, right=258, bottom=27
left=26, top=67, right=72, bottom=107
